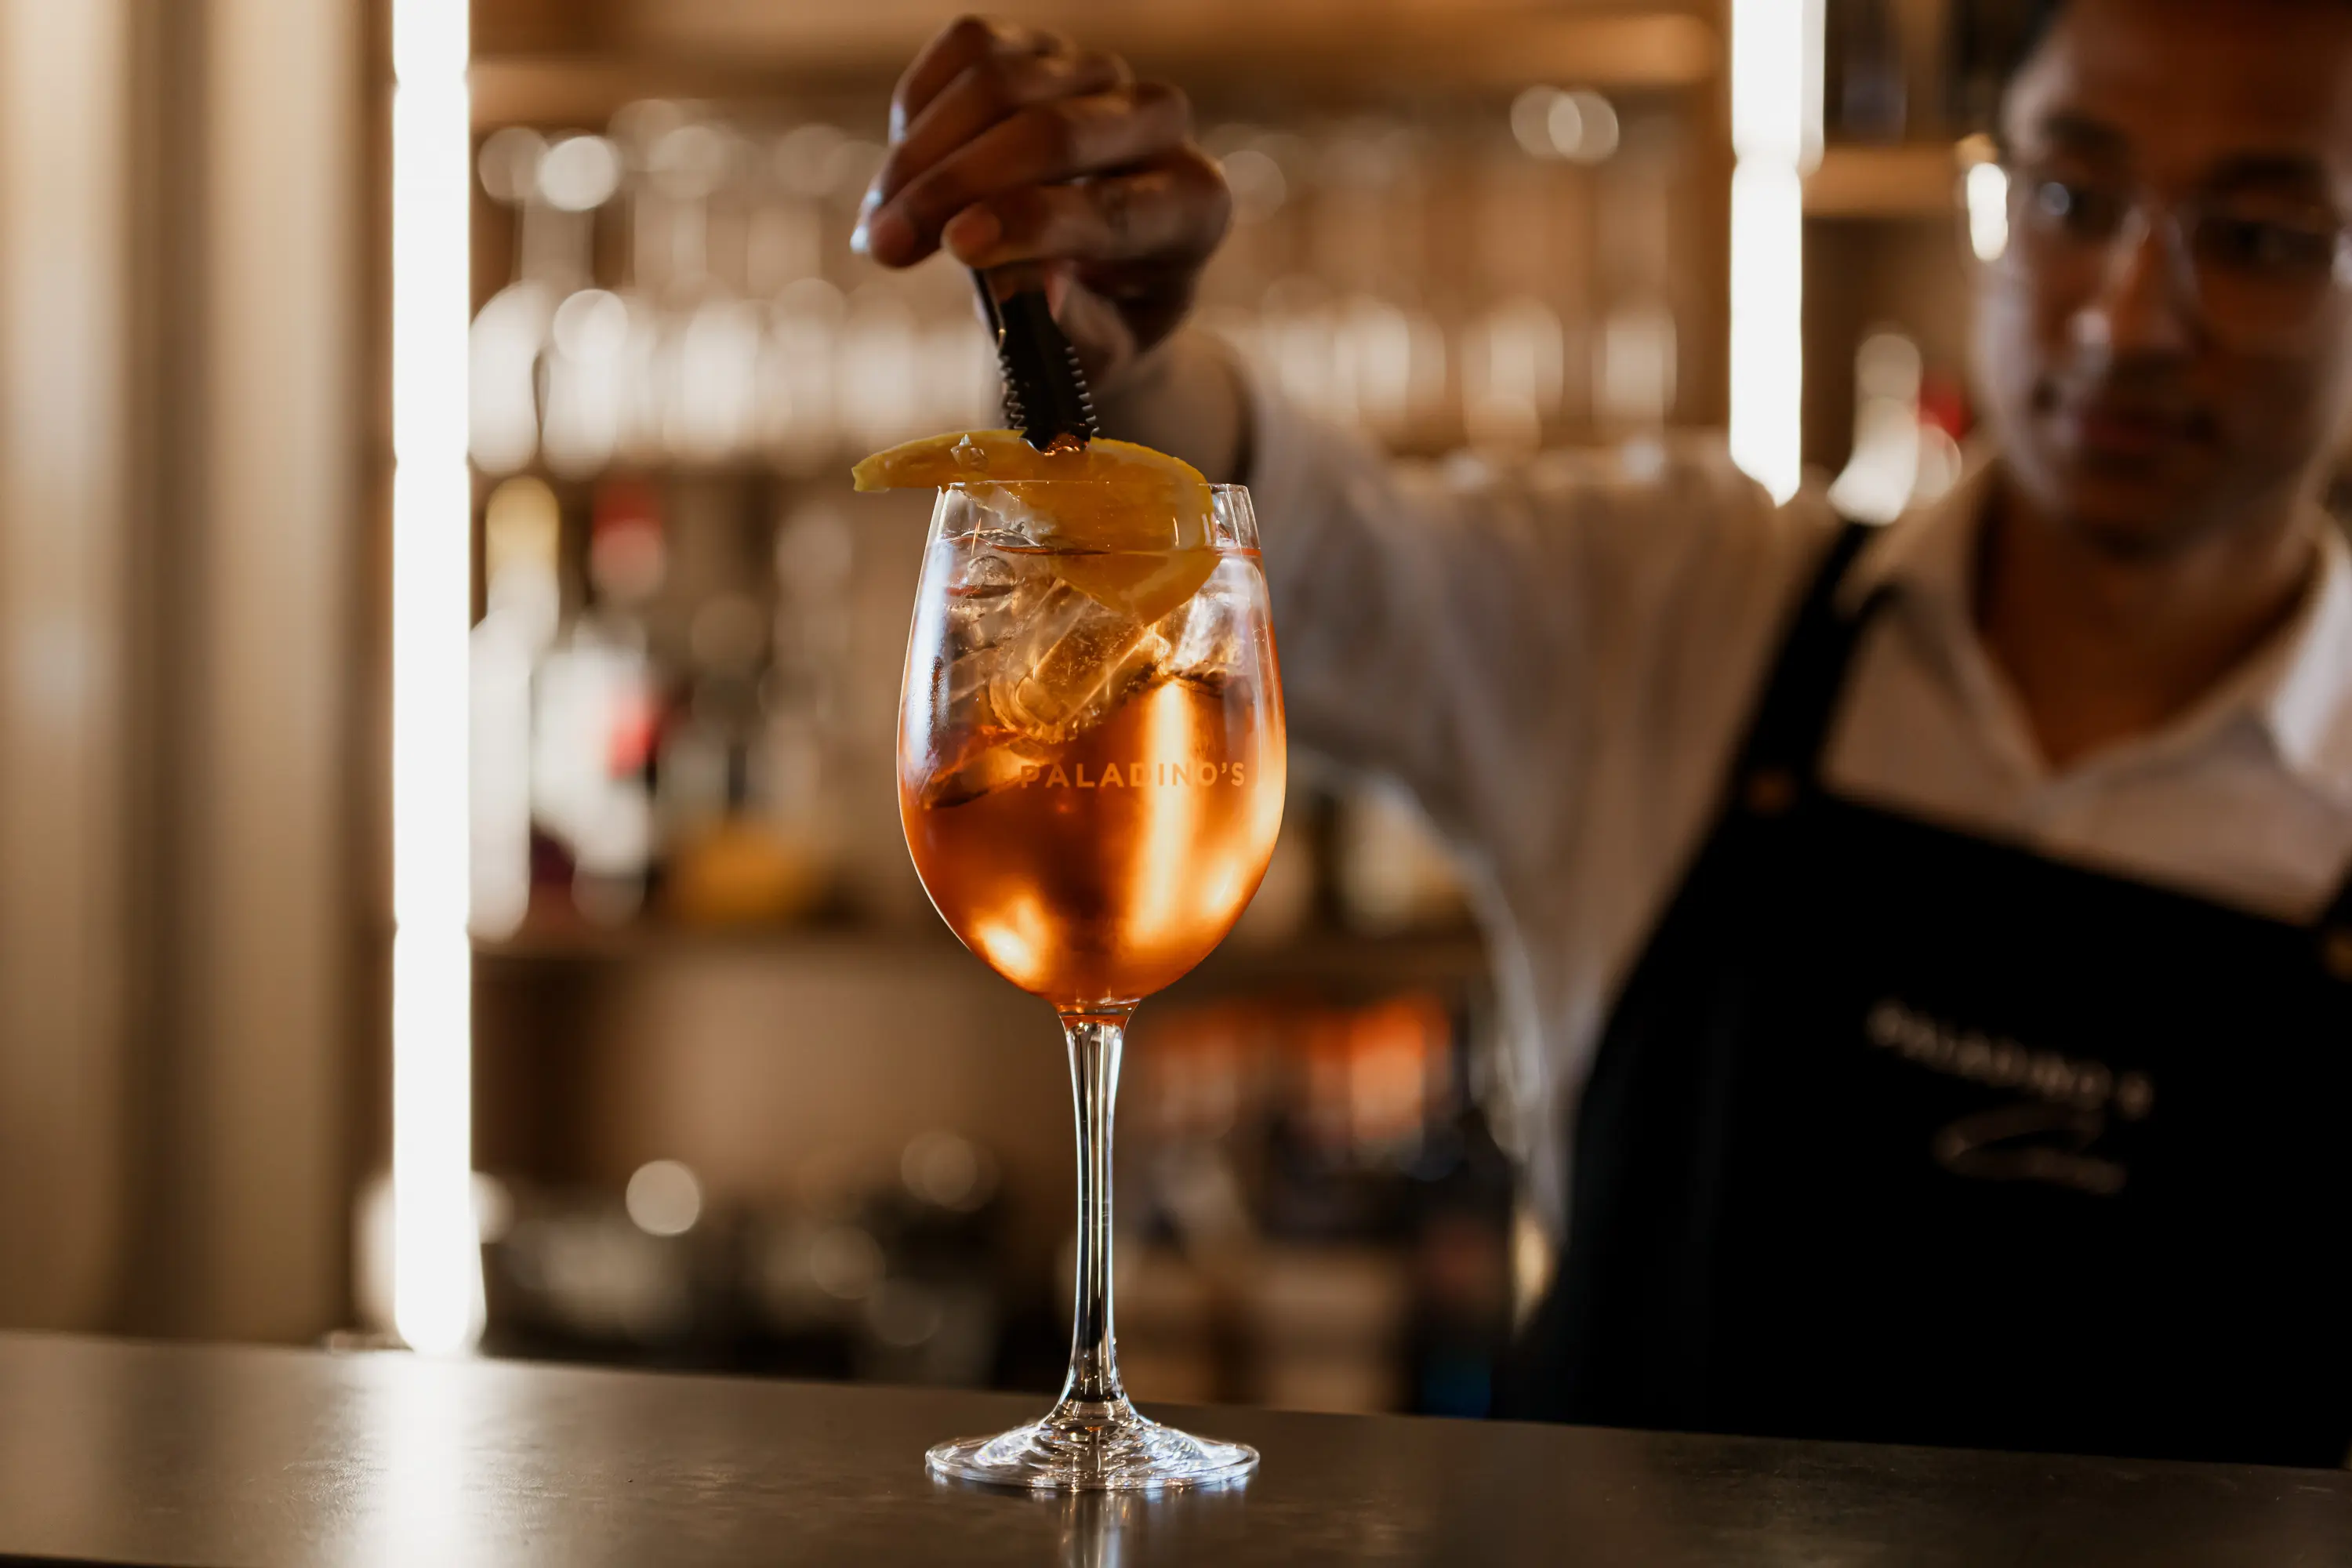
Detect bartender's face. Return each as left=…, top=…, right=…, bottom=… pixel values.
left=1978, top=0, right=2352, bottom=556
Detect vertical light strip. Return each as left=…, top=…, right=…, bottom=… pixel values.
left=390, top=0, right=480, bottom=1355
left=1728, top=162, right=1805, bottom=503
left=1727, top=0, right=1824, bottom=503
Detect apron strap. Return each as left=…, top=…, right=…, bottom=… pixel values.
left=1730, top=519, right=1881, bottom=809
left=2321, top=868, right=2352, bottom=982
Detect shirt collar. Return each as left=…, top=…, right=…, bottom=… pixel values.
left=2267, top=521, right=2352, bottom=788
left=1832, top=453, right=2352, bottom=797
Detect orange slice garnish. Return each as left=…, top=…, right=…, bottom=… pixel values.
left=854, top=430, right=1218, bottom=623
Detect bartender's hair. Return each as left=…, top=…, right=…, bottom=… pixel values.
left=2019, top=0, right=2067, bottom=50
left=1962, top=0, right=2067, bottom=132
left=2001, top=0, right=2352, bottom=107
left=2002, top=0, right=2067, bottom=96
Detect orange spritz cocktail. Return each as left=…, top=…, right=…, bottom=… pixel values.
left=859, top=428, right=1280, bottom=1490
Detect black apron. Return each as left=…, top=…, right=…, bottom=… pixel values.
left=1504, top=523, right=2352, bottom=1467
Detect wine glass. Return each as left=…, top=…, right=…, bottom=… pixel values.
left=899, top=480, right=1284, bottom=1490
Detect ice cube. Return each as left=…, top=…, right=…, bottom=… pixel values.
left=917, top=639, right=1051, bottom=808
left=960, top=525, right=1040, bottom=556
left=942, top=644, right=998, bottom=728
left=957, top=548, right=1021, bottom=594
left=1162, top=564, right=1246, bottom=688
left=989, top=580, right=1166, bottom=744
left=946, top=540, right=1053, bottom=652
left=963, top=486, right=1051, bottom=546
left=919, top=730, right=1051, bottom=808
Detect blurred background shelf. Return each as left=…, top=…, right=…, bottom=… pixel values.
left=1804, top=141, right=1963, bottom=219
left=476, top=920, right=1490, bottom=993
left=442, top=0, right=2009, bottom=1421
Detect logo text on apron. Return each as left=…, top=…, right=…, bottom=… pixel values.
left=1863, top=998, right=2153, bottom=1196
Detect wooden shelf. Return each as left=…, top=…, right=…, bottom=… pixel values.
left=472, top=6, right=1722, bottom=128
left=1804, top=142, right=1962, bottom=220
left=474, top=919, right=1488, bottom=993
left=474, top=917, right=952, bottom=966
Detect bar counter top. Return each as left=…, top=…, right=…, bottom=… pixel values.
left=2, top=1332, right=2348, bottom=1566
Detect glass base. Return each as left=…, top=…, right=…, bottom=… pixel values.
left=925, top=1396, right=1258, bottom=1492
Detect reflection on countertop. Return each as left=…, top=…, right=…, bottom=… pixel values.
left=7, top=1332, right=2350, bottom=1568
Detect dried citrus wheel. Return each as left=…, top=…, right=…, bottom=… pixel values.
left=853, top=430, right=1218, bottom=623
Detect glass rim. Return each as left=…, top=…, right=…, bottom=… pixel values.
left=934, top=478, right=1250, bottom=492
left=930, top=478, right=1258, bottom=552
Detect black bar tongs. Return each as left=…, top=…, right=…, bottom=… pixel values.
left=973, top=265, right=1099, bottom=452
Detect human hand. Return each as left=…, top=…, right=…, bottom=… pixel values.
left=855, top=16, right=1232, bottom=396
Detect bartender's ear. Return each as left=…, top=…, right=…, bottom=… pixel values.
left=2325, top=434, right=2352, bottom=525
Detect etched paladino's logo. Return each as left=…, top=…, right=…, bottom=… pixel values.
left=1018, top=760, right=1248, bottom=789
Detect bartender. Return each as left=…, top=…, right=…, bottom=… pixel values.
left=857, top=0, right=2352, bottom=1466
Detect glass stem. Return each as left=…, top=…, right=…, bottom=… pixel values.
left=1058, top=1007, right=1133, bottom=1410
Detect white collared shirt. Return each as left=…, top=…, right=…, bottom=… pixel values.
left=1250, top=390, right=2352, bottom=1229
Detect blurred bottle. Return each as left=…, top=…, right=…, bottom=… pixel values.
left=662, top=579, right=829, bottom=927
left=535, top=478, right=666, bottom=924
left=471, top=129, right=556, bottom=475
left=1828, top=327, right=1966, bottom=524
left=472, top=477, right=563, bottom=938
left=653, top=485, right=859, bottom=931
left=760, top=276, right=847, bottom=477
left=1403, top=1100, right=1514, bottom=1417
left=1595, top=302, right=1677, bottom=434
left=1331, top=782, right=1470, bottom=936
left=1129, top=993, right=1504, bottom=1413
left=1462, top=297, right=1564, bottom=455
left=474, top=129, right=621, bottom=476
left=744, top=1132, right=1004, bottom=1387
left=543, top=288, right=633, bottom=478
left=1226, top=812, right=1317, bottom=949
